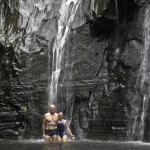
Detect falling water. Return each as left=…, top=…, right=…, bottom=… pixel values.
left=127, top=6, right=150, bottom=141
left=90, top=0, right=98, bottom=15
left=48, top=0, right=82, bottom=105
left=90, top=0, right=109, bottom=19
left=48, top=0, right=108, bottom=107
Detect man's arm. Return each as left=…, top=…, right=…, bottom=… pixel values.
left=42, top=115, right=46, bottom=138
left=54, top=113, right=58, bottom=122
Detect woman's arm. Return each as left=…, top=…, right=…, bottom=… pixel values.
left=65, top=120, right=75, bottom=139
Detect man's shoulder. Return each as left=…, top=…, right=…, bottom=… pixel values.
left=44, top=113, right=49, bottom=117
left=55, top=113, right=58, bottom=116
left=44, top=113, right=58, bottom=116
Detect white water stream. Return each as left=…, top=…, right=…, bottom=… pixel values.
left=128, top=6, right=150, bottom=141
left=48, top=0, right=104, bottom=106
left=48, top=0, right=82, bottom=105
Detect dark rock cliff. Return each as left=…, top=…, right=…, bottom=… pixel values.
left=84, top=0, right=150, bottom=141
left=0, top=0, right=150, bottom=142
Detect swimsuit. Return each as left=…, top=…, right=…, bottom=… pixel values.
left=57, top=120, right=67, bottom=138
left=45, top=129, right=58, bottom=136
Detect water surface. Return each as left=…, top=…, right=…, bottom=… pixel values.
left=0, top=140, right=150, bottom=150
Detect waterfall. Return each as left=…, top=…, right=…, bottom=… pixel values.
left=90, top=0, right=109, bottom=19
left=48, top=0, right=103, bottom=106
left=127, top=6, right=150, bottom=141
left=48, top=0, right=82, bottom=105
left=47, top=0, right=108, bottom=112
left=90, top=0, right=98, bottom=15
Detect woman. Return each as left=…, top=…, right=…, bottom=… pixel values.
left=57, top=112, right=75, bottom=142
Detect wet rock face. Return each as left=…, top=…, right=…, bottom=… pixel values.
left=0, top=0, right=150, bottom=142
left=0, top=41, right=48, bottom=139
left=0, top=0, right=61, bottom=139
left=85, top=0, right=150, bottom=141
left=0, top=0, right=102, bottom=139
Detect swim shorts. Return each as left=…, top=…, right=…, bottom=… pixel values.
left=45, top=129, right=58, bottom=136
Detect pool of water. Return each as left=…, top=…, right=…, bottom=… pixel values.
left=0, top=140, right=150, bottom=150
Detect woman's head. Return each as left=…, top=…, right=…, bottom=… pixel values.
left=58, top=112, right=64, bottom=120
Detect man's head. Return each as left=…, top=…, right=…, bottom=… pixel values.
left=49, top=104, right=56, bottom=114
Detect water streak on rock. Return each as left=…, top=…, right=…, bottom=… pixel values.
left=128, top=6, right=150, bottom=141
left=48, top=0, right=82, bottom=105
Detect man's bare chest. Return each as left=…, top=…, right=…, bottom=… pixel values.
left=46, top=115, right=57, bottom=122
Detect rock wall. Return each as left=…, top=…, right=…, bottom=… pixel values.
left=0, top=0, right=61, bottom=139
left=0, top=0, right=150, bottom=142
left=0, top=0, right=105, bottom=139
left=84, top=0, right=150, bottom=141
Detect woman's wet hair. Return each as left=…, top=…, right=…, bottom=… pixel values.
left=58, top=112, right=63, bottom=115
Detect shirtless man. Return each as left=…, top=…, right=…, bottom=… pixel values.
left=42, top=104, right=58, bottom=142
